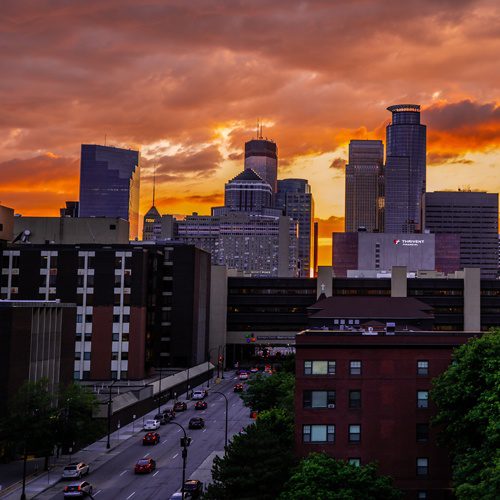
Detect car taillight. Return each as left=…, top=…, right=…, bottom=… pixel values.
left=64, top=486, right=69, bottom=492
left=78, top=485, right=82, bottom=491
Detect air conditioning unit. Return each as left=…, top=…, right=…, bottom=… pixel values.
left=327, top=403, right=336, bottom=409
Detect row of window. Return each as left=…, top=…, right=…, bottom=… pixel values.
left=304, top=360, right=430, bottom=376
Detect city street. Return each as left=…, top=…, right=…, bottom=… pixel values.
left=35, top=374, right=251, bottom=500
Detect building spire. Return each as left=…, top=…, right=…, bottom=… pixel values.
left=152, top=165, right=156, bottom=207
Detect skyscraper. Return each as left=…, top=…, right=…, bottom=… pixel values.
left=384, top=104, right=426, bottom=233
left=276, top=179, right=314, bottom=277
left=345, top=140, right=384, bottom=232
left=79, top=145, right=140, bottom=239
left=224, top=169, right=273, bottom=212
left=244, top=137, right=278, bottom=193
left=142, top=167, right=162, bottom=241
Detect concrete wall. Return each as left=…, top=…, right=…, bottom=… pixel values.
left=391, top=266, right=408, bottom=297
left=209, top=265, right=228, bottom=367
left=464, top=267, right=481, bottom=331
left=0, top=205, right=14, bottom=241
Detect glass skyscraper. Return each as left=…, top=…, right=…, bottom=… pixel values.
left=79, top=145, right=141, bottom=239
left=345, top=140, right=384, bottom=232
left=244, top=138, right=278, bottom=193
left=384, top=104, right=426, bottom=233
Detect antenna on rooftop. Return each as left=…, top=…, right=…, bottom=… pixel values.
left=104, top=134, right=107, bottom=146
left=152, top=165, right=156, bottom=206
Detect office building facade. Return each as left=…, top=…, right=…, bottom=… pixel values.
left=276, top=179, right=314, bottom=277
left=423, top=191, right=499, bottom=279
left=384, top=105, right=426, bottom=233
left=224, top=169, right=273, bottom=212
left=244, top=138, right=278, bottom=193
left=142, top=205, right=162, bottom=241
left=345, top=140, right=384, bottom=232
left=79, top=145, right=141, bottom=239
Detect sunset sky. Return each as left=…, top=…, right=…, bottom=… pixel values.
left=1, top=0, right=499, bottom=264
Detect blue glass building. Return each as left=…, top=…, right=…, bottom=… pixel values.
left=79, top=145, right=140, bottom=239
left=384, top=104, right=426, bottom=233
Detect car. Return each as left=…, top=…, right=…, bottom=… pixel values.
left=183, top=479, right=204, bottom=498
left=194, top=401, right=207, bottom=410
left=62, top=462, right=90, bottom=480
left=134, top=458, right=156, bottom=474
left=191, top=390, right=206, bottom=400
left=163, top=409, right=176, bottom=421
left=239, top=372, right=249, bottom=381
left=250, top=367, right=259, bottom=373
left=142, top=432, right=160, bottom=445
left=168, top=493, right=184, bottom=500
left=154, top=413, right=168, bottom=425
left=63, top=481, right=93, bottom=497
left=143, top=419, right=161, bottom=431
left=188, top=417, right=205, bottom=429
left=173, top=401, right=187, bottom=412
left=233, top=383, right=244, bottom=392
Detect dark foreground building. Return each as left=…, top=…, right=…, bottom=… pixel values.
left=295, top=329, right=475, bottom=499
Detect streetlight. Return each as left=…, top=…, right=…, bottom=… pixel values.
left=168, top=421, right=191, bottom=499
left=212, top=391, right=229, bottom=450
left=106, top=380, right=118, bottom=449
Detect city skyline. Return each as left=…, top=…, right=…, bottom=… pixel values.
left=1, top=1, right=499, bottom=265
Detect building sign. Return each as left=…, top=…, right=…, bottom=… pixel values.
left=393, top=239, right=425, bottom=247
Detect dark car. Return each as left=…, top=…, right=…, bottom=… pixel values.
left=163, top=409, right=176, bottom=420
left=183, top=479, right=203, bottom=498
left=233, top=383, right=244, bottom=392
left=194, top=401, right=207, bottom=410
left=134, top=458, right=156, bottom=474
left=188, top=417, right=205, bottom=429
left=142, top=432, right=160, bottom=445
left=154, top=413, right=168, bottom=425
left=173, top=401, right=187, bottom=412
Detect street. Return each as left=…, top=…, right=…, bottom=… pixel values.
left=38, top=374, right=251, bottom=500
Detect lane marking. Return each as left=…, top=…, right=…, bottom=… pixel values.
left=162, top=439, right=169, bottom=445
left=120, top=470, right=128, bottom=476
left=172, top=453, right=179, bottom=459
left=95, top=490, right=102, bottom=496
left=143, top=452, right=150, bottom=458
left=177, top=429, right=181, bottom=433
left=153, top=471, right=159, bottom=477
left=126, top=492, right=136, bottom=500
left=202, top=429, right=207, bottom=433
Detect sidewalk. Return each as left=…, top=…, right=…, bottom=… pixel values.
left=0, top=377, right=220, bottom=500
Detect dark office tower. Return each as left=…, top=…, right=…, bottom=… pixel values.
left=384, top=104, right=426, bottom=233
left=60, top=201, right=79, bottom=217
left=244, top=138, right=278, bottom=193
left=276, top=179, right=314, bottom=277
left=79, top=145, right=140, bottom=239
left=423, top=191, right=499, bottom=279
left=224, top=169, right=273, bottom=212
left=345, top=140, right=384, bottom=232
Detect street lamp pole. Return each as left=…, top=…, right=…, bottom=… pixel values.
left=212, top=391, right=228, bottom=450
left=168, top=421, right=190, bottom=499
left=106, top=379, right=118, bottom=449
left=20, top=444, right=27, bottom=500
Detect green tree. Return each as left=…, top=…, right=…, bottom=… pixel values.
left=279, top=453, right=402, bottom=500
left=240, top=371, right=295, bottom=414
left=204, top=408, right=296, bottom=500
left=431, top=329, right=500, bottom=499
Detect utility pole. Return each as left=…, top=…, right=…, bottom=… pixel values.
left=168, top=421, right=190, bottom=498
left=106, top=380, right=118, bottom=449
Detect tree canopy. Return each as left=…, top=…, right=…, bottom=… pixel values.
left=431, top=329, right=500, bottom=499
left=279, top=453, right=402, bottom=500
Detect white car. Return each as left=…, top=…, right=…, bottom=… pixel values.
left=63, top=481, right=93, bottom=497
left=239, top=373, right=249, bottom=381
left=143, top=419, right=161, bottom=430
left=62, top=462, right=90, bottom=479
left=191, top=390, right=206, bottom=400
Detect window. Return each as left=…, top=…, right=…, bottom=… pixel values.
left=349, top=360, right=362, bottom=375
left=416, top=423, right=429, bottom=442
left=416, top=458, right=428, bottom=476
left=76, top=314, right=83, bottom=323
left=74, top=352, right=81, bottom=360
left=83, top=352, right=91, bottom=361
left=303, top=391, right=336, bottom=408
left=304, top=360, right=336, bottom=375
left=110, top=224, right=116, bottom=230
left=417, top=391, right=429, bottom=408
left=349, top=390, right=361, bottom=409
left=348, top=458, right=361, bottom=467
left=417, top=360, right=429, bottom=376
left=84, top=332, right=92, bottom=341
left=302, top=425, right=335, bottom=443
left=111, top=352, right=119, bottom=361
left=121, top=352, right=129, bottom=360
left=349, top=425, right=361, bottom=442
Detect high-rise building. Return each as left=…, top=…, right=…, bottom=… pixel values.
left=79, top=145, right=141, bottom=239
left=384, top=104, right=426, bottom=233
left=0, top=204, right=14, bottom=242
left=143, top=206, right=162, bottom=241
left=423, top=191, right=499, bottom=279
left=224, top=169, right=273, bottom=212
left=345, top=140, right=384, bottom=232
left=244, top=138, right=278, bottom=193
left=60, top=201, right=79, bottom=218
left=276, top=179, right=314, bottom=277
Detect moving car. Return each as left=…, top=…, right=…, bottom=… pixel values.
left=173, top=401, right=187, bottom=412
left=194, top=401, right=207, bottom=410
left=184, top=479, right=204, bottom=498
left=63, top=481, right=93, bottom=497
left=143, top=419, right=161, bottom=431
left=250, top=367, right=259, bottom=373
left=154, top=413, right=168, bottom=424
left=134, top=458, right=156, bottom=474
left=239, top=372, right=249, bottom=381
left=191, top=390, right=206, bottom=400
left=142, top=432, right=160, bottom=445
left=62, top=463, right=90, bottom=479
left=188, top=417, right=205, bottom=429
left=163, top=409, right=176, bottom=420
left=233, top=383, right=244, bottom=393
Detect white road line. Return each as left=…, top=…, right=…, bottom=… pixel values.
left=177, top=429, right=181, bottom=433
left=143, top=452, right=150, bottom=458
left=153, top=470, right=159, bottom=477
left=94, top=490, right=102, bottom=496
left=202, top=428, right=207, bottom=433
left=213, top=420, right=217, bottom=422
left=120, top=470, right=128, bottom=476
left=173, top=453, right=179, bottom=459
left=126, top=492, right=136, bottom=500
left=218, top=397, right=222, bottom=401
left=162, top=439, right=169, bottom=445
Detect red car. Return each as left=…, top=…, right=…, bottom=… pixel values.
left=234, top=384, right=244, bottom=392
left=134, top=458, right=156, bottom=474
left=195, top=401, right=207, bottom=410
left=173, top=401, right=187, bottom=412
left=142, top=432, right=160, bottom=445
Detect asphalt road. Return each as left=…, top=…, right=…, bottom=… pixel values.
left=43, top=374, right=252, bottom=500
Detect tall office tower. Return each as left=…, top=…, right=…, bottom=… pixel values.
left=384, top=104, right=426, bottom=233
left=142, top=169, right=162, bottom=241
left=224, top=169, right=273, bottom=212
left=345, top=140, right=384, bottom=232
left=79, top=145, right=141, bottom=239
left=276, top=179, right=314, bottom=277
left=423, top=191, right=499, bottom=279
left=244, top=137, right=278, bottom=193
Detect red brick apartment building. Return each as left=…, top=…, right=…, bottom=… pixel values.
left=295, top=330, right=475, bottom=499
